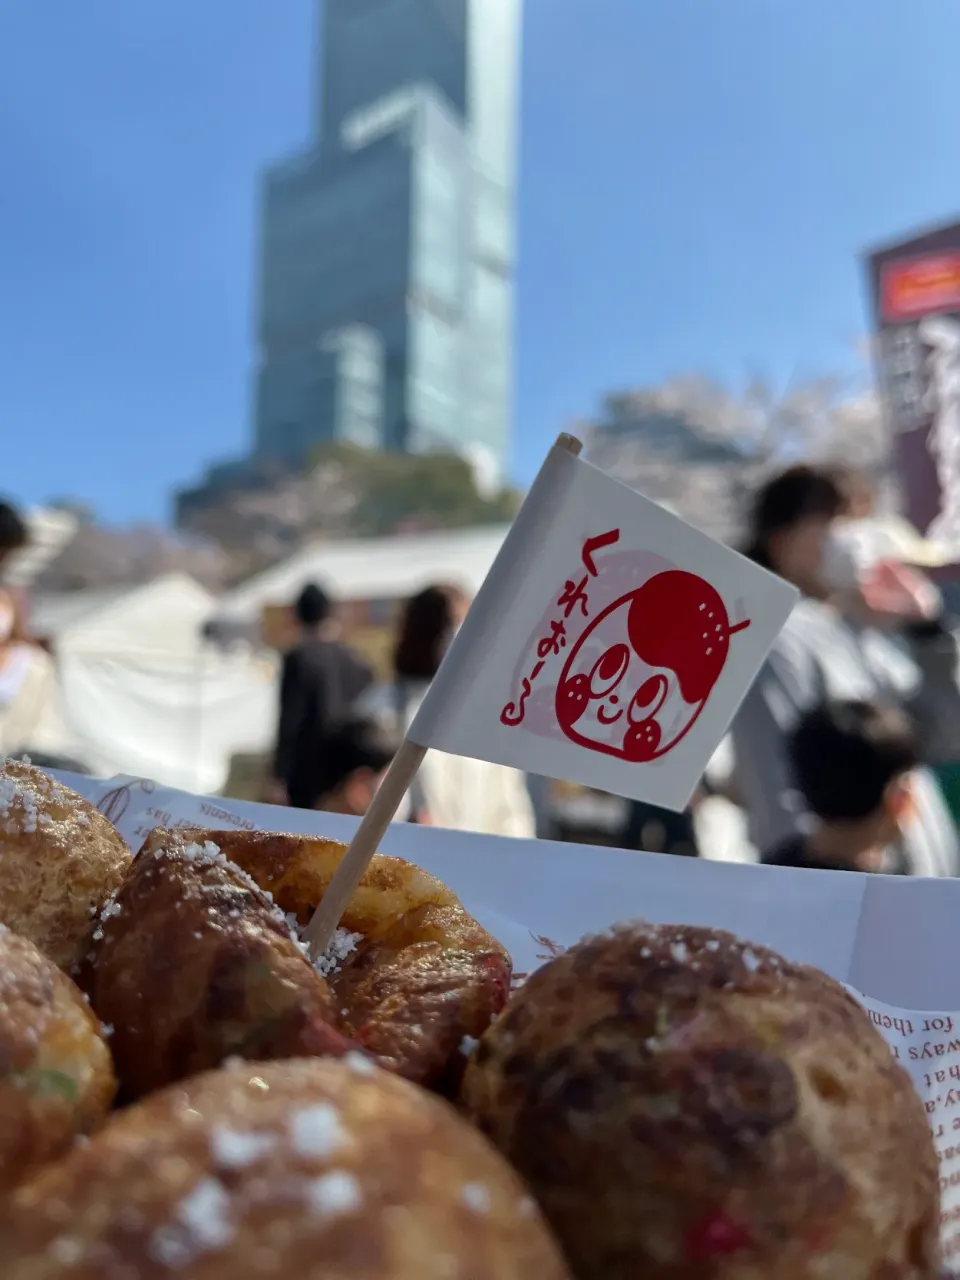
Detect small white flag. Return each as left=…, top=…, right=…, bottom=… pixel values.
left=407, top=437, right=798, bottom=813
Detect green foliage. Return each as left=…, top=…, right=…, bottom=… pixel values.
left=309, top=444, right=520, bottom=536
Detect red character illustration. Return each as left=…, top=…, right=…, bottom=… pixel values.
left=555, top=570, right=750, bottom=762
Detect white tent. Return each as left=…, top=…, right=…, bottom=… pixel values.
left=33, top=573, right=216, bottom=659
left=217, top=524, right=512, bottom=621
left=30, top=574, right=278, bottom=794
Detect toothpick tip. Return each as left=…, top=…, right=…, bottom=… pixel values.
left=556, top=433, right=584, bottom=456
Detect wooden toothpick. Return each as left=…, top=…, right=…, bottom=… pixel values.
left=303, top=738, right=426, bottom=957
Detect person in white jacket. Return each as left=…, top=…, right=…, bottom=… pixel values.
left=393, top=584, right=536, bottom=839
left=0, top=501, right=60, bottom=759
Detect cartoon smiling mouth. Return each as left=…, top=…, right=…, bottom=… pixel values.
left=597, top=704, right=623, bottom=724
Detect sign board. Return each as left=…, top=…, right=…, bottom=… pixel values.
left=866, top=220, right=960, bottom=550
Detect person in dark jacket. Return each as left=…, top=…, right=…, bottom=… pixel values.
left=764, top=698, right=918, bottom=874
left=618, top=799, right=699, bottom=858
left=266, top=583, right=373, bottom=810
left=306, top=718, right=398, bottom=816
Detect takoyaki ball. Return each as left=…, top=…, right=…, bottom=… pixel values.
left=0, top=926, right=115, bottom=1192
left=2, top=1057, right=571, bottom=1280
left=87, top=832, right=353, bottom=1100
left=164, top=828, right=512, bottom=1091
left=461, top=923, right=940, bottom=1280
left=0, top=763, right=131, bottom=971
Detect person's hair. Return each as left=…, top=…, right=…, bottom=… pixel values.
left=295, top=582, right=332, bottom=628
left=393, top=584, right=463, bottom=681
left=788, top=699, right=920, bottom=823
left=745, top=465, right=844, bottom=569
left=311, top=718, right=398, bottom=800
left=0, top=501, right=28, bottom=557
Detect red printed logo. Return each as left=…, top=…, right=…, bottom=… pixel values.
left=501, top=532, right=750, bottom=763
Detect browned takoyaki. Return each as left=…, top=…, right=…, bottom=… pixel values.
left=86, top=831, right=353, bottom=1098
left=0, top=1057, right=571, bottom=1280
left=167, top=828, right=512, bottom=1092
left=0, top=926, right=114, bottom=1191
left=461, top=922, right=940, bottom=1280
left=0, top=762, right=131, bottom=971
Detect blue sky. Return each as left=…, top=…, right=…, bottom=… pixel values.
left=1, top=0, right=958, bottom=525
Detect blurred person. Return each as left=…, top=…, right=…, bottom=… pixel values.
left=618, top=799, right=699, bottom=858
left=0, top=501, right=30, bottom=648
left=828, top=465, right=874, bottom=521
left=765, top=699, right=918, bottom=874
left=392, top=584, right=469, bottom=725
left=826, top=464, right=960, bottom=825
left=823, top=464, right=945, bottom=620
left=524, top=772, right=554, bottom=841
left=0, top=501, right=59, bottom=757
left=266, top=583, right=373, bottom=810
left=307, top=718, right=398, bottom=816
left=393, top=585, right=535, bottom=838
left=730, top=464, right=959, bottom=876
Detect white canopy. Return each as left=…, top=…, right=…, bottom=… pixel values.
left=33, top=573, right=216, bottom=658
left=217, top=524, right=512, bottom=621
left=28, top=575, right=278, bottom=794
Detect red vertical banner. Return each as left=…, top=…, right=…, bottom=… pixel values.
left=866, top=220, right=960, bottom=548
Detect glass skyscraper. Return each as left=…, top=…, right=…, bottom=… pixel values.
left=252, top=0, right=522, bottom=482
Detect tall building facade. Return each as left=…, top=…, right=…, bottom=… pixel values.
left=253, top=0, right=522, bottom=479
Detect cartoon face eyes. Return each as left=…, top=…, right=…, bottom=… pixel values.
left=556, top=673, right=590, bottom=729
left=619, top=675, right=669, bottom=761
left=627, top=675, right=667, bottom=724
left=588, top=644, right=630, bottom=698
left=558, top=655, right=672, bottom=750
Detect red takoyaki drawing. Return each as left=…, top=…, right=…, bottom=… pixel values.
left=554, top=570, right=750, bottom=762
